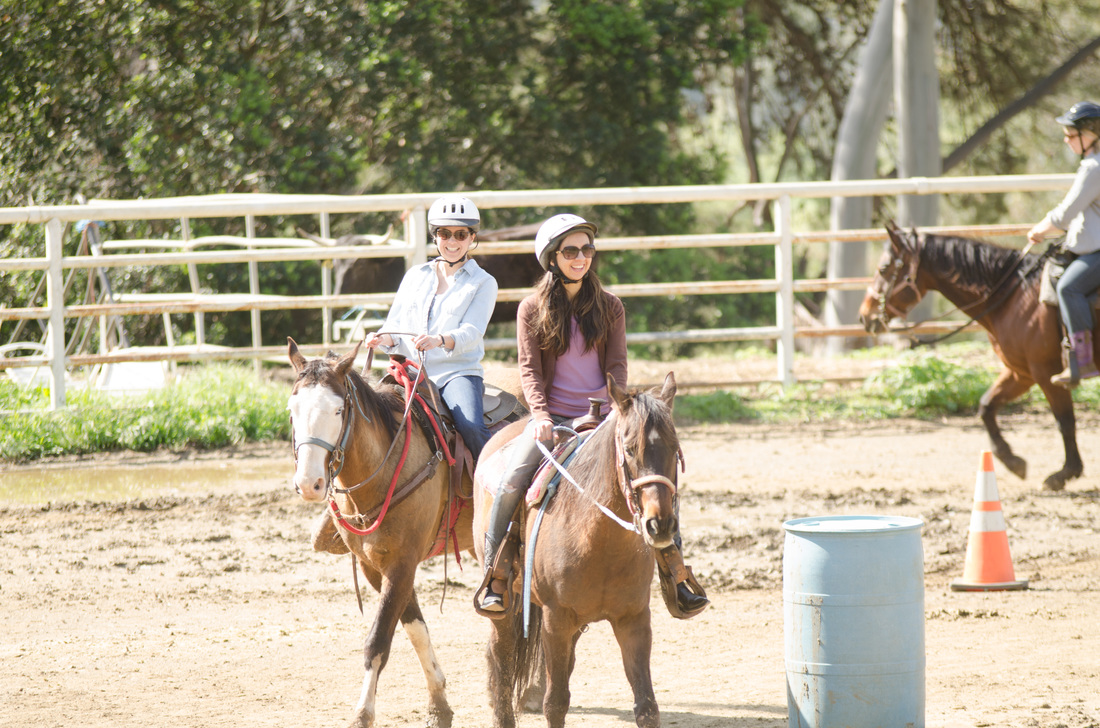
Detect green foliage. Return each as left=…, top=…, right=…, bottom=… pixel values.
left=862, top=352, right=994, bottom=414
left=0, top=364, right=289, bottom=462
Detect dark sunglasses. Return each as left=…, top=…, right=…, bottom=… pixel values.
left=557, top=244, right=596, bottom=260
left=436, top=228, right=472, bottom=241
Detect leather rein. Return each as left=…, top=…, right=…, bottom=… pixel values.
left=291, top=354, right=450, bottom=538
left=870, top=233, right=1050, bottom=347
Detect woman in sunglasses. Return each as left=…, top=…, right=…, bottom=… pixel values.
left=478, top=213, right=708, bottom=619
left=364, top=195, right=498, bottom=459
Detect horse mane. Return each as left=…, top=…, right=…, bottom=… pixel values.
left=555, top=387, right=679, bottom=517
left=920, top=233, right=1041, bottom=289
left=294, top=357, right=402, bottom=440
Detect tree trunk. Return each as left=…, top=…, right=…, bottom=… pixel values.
left=894, top=0, right=940, bottom=322
left=825, top=0, right=894, bottom=353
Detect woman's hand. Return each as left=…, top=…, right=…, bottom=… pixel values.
left=364, top=332, right=393, bottom=349
left=412, top=333, right=446, bottom=351
left=533, top=418, right=554, bottom=443
left=1028, top=219, right=1058, bottom=245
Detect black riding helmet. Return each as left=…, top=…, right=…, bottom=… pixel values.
left=1055, top=101, right=1100, bottom=129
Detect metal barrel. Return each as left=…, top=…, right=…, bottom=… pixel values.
left=783, top=515, right=925, bottom=728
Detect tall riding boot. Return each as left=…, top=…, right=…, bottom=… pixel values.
left=655, top=543, right=710, bottom=619
left=1052, top=331, right=1100, bottom=389
left=481, top=533, right=505, bottom=612
left=311, top=508, right=349, bottom=555
left=479, top=487, right=523, bottom=612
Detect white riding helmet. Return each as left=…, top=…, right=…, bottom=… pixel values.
left=427, top=195, right=480, bottom=232
left=534, top=213, right=598, bottom=271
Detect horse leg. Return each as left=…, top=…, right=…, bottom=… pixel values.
left=611, top=611, right=659, bottom=728
left=1034, top=380, right=1083, bottom=491
left=978, top=370, right=1032, bottom=480
left=349, top=560, right=417, bottom=728
left=400, top=591, right=454, bottom=728
left=487, top=616, right=520, bottom=728
left=541, top=616, right=580, bottom=728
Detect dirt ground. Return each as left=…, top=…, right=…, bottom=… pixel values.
left=2, top=409, right=1099, bottom=728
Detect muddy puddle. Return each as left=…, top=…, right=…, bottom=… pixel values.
left=0, top=450, right=293, bottom=506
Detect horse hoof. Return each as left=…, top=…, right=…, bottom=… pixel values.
left=997, top=453, right=1026, bottom=480
left=1042, top=474, right=1067, bottom=492
left=427, top=706, right=454, bottom=728
left=348, top=707, right=375, bottom=728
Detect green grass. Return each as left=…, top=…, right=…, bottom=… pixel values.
left=6, top=345, right=1100, bottom=461
left=674, top=347, right=1075, bottom=425
left=0, top=364, right=290, bottom=462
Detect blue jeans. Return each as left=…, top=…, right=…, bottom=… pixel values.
left=439, top=375, right=491, bottom=460
left=1056, top=251, right=1100, bottom=336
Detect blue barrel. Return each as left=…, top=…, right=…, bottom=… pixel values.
left=783, top=515, right=925, bottom=728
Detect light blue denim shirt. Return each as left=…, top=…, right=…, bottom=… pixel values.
left=379, top=258, right=498, bottom=387
left=1047, top=150, right=1100, bottom=255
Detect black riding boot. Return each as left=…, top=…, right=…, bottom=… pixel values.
left=656, top=540, right=709, bottom=619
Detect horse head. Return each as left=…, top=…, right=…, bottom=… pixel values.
left=859, top=221, right=927, bottom=333
left=286, top=337, right=361, bottom=502
left=607, top=372, right=681, bottom=550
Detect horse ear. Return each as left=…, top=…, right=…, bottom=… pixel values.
left=607, top=374, right=632, bottom=413
left=288, top=337, right=308, bottom=373
left=334, top=340, right=363, bottom=378
left=658, top=372, right=677, bottom=408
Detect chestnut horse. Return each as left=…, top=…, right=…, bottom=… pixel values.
left=287, top=337, right=472, bottom=728
left=859, top=222, right=1081, bottom=491
left=473, top=373, right=682, bottom=728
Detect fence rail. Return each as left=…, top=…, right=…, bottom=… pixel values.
left=0, top=175, right=1071, bottom=409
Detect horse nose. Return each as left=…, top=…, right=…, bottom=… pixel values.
left=645, top=515, right=677, bottom=549
left=294, top=474, right=326, bottom=502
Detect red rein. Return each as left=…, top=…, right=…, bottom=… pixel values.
left=328, top=359, right=455, bottom=537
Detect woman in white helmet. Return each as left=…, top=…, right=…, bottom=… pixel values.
left=478, top=213, right=708, bottom=619
left=364, top=195, right=498, bottom=458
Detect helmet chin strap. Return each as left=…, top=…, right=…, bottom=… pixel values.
left=549, top=261, right=587, bottom=284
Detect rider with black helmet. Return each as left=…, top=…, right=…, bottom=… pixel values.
left=1028, top=101, right=1100, bottom=388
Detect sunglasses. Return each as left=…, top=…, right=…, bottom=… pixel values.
left=557, top=244, right=596, bottom=260
left=436, top=229, right=472, bottom=242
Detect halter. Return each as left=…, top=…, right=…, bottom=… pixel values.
left=290, top=373, right=369, bottom=488
left=614, top=425, right=685, bottom=532
left=869, top=230, right=1049, bottom=346
left=870, top=247, right=923, bottom=322
left=291, top=356, right=451, bottom=537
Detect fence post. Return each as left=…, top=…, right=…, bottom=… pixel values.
left=182, top=216, right=206, bottom=346
left=246, top=214, right=262, bottom=376
left=45, top=218, right=67, bottom=409
left=320, top=211, right=333, bottom=346
left=775, top=195, right=795, bottom=387
left=407, top=206, right=428, bottom=269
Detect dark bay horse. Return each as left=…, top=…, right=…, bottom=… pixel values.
left=473, top=373, right=683, bottom=728
left=859, top=222, right=1081, bottom=491
left=287, top=338, right=473, bottom=728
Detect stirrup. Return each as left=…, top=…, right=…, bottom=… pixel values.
left=474, top=522, right=520, bottom=620
left=655, top=546, right=709, bottom=620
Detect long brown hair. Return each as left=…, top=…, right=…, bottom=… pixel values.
left=530, top=269, right=614, bottom=356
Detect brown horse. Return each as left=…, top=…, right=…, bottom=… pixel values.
left=287, top=337, right=473, bottom=728
left=473, top=373, right=682, bottom=728
left=859, top=222, right=1081, bottom=491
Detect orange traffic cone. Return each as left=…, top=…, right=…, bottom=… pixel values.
left=950, top=451, right=1028, bottom=591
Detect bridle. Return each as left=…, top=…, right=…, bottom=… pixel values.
left=870, top=243, right=923, bottom=323
left=613, top=421, right=685, bottom=533
left=290, top=373, right=367, bottom=494
left=291, top=355, right=449, bottom=537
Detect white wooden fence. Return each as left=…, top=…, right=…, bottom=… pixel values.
left=0, top=175, right=1073, bottom=409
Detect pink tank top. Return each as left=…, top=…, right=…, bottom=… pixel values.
left=546, top=318, right=608, bottom=418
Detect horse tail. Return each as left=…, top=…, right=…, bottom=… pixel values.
left=512, top=603, right=544, bottom=714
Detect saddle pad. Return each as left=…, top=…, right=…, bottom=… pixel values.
left=526, top=436, right=582, bottom=506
